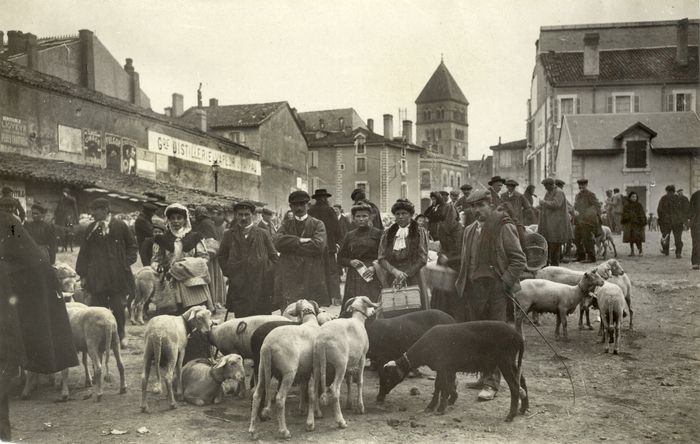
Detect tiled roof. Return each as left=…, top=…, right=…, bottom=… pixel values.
left=0, top=152, right=261, bottom=207
left=182, top=102, right=287, bottom=128
left=0, top=60, right=252, bottom=153
left=306, top=127, right=421, bottom=151
left=490, top=139, right=527, bottom=151
left=540, top=46, right=699, bottom=85
left=415, top=61, right=469, bottom=105
left=3, top=35, right=79, bottom=59
left=297, top=108, right=367, bottom=131
left=561, top=112, right=700, bottom=152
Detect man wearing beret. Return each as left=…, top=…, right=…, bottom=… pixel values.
left=75, top=198, right=137, bottom=348
left=454, top=190, right=526, bottom=401
left=24, top=203, right=58, bottom=265
left=573, top=179, right=601, bottom=263
left=274, top=191, right=330, bottom=308
left=487, top=176, right=504, bottom=210
left=134, top=202, right=158, bottom=266
left=657, top=184, right=685, bottom=258
left=219, top=201, right=278, bottom=317
left=309, top=189, right=343, bottom=305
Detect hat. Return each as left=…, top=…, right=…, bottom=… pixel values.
left=164, top=203, right=188, bottom=218
left=576, top=178, right=589, bottom=185
left=460, top=184, right=473, bottom=191
left=261, top=207, right=274, bottom=216
left=465, top=190, right=491, bottom=206
left=541, top=178, right=555, bottom=186
left=233, top=200, right=256, bottom=212
left=311, top=189, right=332, bottom=199
left=665, top=184, right=676, bottom=193
left=439, top=191, right=449, bottom=197
left=677, top=188, right=684, bottom=193
left=488, top=176, right=504, bottom=186
left=31, top=203, right=47, bottom=213
left=89, top=197, right=110, bottom=210
left=142, top=202, right=158, bottom=212
left=288, top=190, right=310, bottom=204
left=1, top=186, right=13, bottom=195
left=152, top=218, right=167, bottom=231
left=505, top=179, right=519, bottom=187
left=350, top=188, right=365, bottom=201
left=390, top=198, right=415, bottom=215
left=350, top=203, right=372, bottom=216
left=554, top=179, right=565, bottom=187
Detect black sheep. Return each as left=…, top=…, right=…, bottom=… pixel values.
left=382, top=321, right=529, bottom=421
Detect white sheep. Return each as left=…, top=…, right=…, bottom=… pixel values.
left=130, top=267, right=159, bottom=325
left=311, top=296, right=378, bottom=430
left=514, top=271, right=605, bottom=340
left=207, top=314, right=289, bottom=359
left=140, top=306, right=213, bottom=413
left=249, top=299, right=321, bottom=440
left=181, top=354, right=246, bottom=406
left=606, top=261, right=633, bottom=329
left=593, top=283, right=629, bottom=354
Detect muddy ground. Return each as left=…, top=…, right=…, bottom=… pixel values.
left=6, top=230, right=700, bottom=443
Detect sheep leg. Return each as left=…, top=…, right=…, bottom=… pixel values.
left=305, top=375, right=315, bottom=431
left=437, top=372, right=453, bottom=414
left=601, top=314, right=609, bottom=351
left=627, top=297, right=633, bottom=330
left=519, top=373, right=529, bottom=414
left=249, top=377, right=263, bottom=438
left=174, top=347, right=185, bottom=403
left=82, top=352, right=92, bottom=387
left=345, top=373, right=353, bottom=411
left=275, top=374, right=294, bottom=439
left=332, top=362, right=348, bottom=428
left=140, top=341, right=153, bottom=413
left=500, top=361, right=520, bottom=422
left=89, top=347, right=103, bottom=402
left=164, top=362, right=177, bottom=410
left=298, top=381, right=308, bottom=416
left=554, top=313, right=561, bottom=339
left=355, top=356, right=366, bottom=415
left=425, top=373, right=440, bottom=412
left=447, top=373, right=458, bottom=406
left=613, top=321, right=620, bottom=355
left=112, top=333, right=127, bottom=394
left=559, top=309, right=569, bottom=341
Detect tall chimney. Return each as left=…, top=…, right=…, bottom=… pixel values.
left=171, top=93, right=184, bottom=117
left=24, top=33, right=38, bottom=70
left=6, top=31, right=23, bottom=55
left=0, top=32, right=5, bottom=52
left=209, top=98, right=218, bottom=107
left=383, top=114, right=393, bottom=139
left=338, top=117, right=344, bottom=131
left=124, top=58, right=141, bottom=106
left=583, top=33, right=600, bottom=76
left=402, top=120, right=413, bottom=144
left=78, top=29, right=95, bottom=89
left=367, top=118, right=374, bottom=133
left=193, top=108, right=207, bottom=132
left=677, top=18, right=689, bottom=66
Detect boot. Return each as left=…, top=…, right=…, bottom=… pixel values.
left=638, top=244, right=643, bottom=256
left=628, top=244, right=635, bottom=257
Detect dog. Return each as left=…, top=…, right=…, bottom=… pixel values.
left=595, top=225, right=617, bottom=259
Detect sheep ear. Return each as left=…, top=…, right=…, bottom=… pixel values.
left=343, top=297, right=357, bottom=312
left=213, top=358, right=227, bottom=369
left=187, top=309, right=196, bottom=321
left=362, top=296, right=380, bottom=308
left=311, top=301, right=320, bottom=315
left=384, top=361, right=397, bottom=369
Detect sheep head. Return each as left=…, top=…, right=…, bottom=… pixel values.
left=213, top=354, right=245, bottom=383
left=581, top=271, right=605, bottom=293
left=344, top=296, right=380, bottom=319
left=184, top=306, right=213, bottom=334
left=380, top=360, right=407, bottom=401
left=316, top=311, right=337, bottom=325
left=607, top=259, right=625, bottom=276
left=594, top=263, right=612, bottom=280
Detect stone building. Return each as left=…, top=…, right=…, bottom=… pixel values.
left=298, top=108, right=367, bottom=132
left=489, top=138, right=528, bottom=189
left=415, top=60, right=470, bottom=210
left=525, top=18, right=700, bottom=208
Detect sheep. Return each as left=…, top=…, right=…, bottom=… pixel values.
left=181, top=354, right=246, bottom=406
left=607, top=261, right=633, bottom=329
left=249, top=299, right=321, bottom=440
left=207, top=314, right=289, bottom=359
left=130, top=267, right=159, bottom=325
left=592, top=283, right=629, bottom=354
left=140, top=306, right=213, bottom=413
left=311, top=296, right=379, bottom=430
left=366, top=309, right=456, bottom=402
left=514, top=271, right=605, bottom=340
left=382, top=321, right=528, bottom=422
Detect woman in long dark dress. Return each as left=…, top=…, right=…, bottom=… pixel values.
left=621, top=191, right=647, bottom=256
left=338, top=204, right=383, bottom=308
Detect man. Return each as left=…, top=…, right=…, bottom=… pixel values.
left=140, top=218, right=166, bottom=270
left=500, top=179, right=532, bottom=237
left=351, top=188, right=383, bottom=230
left=454, top=184, right=472, bottom=213
left=24, top=203, right=57, bottom=265
left=487, top=176, right=504, bottom=210
left=333, top=204, right=352, bottom=242
left=449, top=190, right=460, bottom=207
left=610, top=188, right=624, bottom=234
left=454, top=190, right=526, bottom=401
left=75, top=198, right=137, bottom=348
left=274, top=191, right=330, bottom=309
left=689, top=189, right=700, bottom=270
left=257, top=207, right=277, bottom=237
left=134, top=202, right=158, bottom=266
left=219, top=201, right=278, bottom=317
left=678, top=189, right=690, bottom=230
left=555, top=179, right=576, bottom=260
left=657, top=185, right=685, bottom=258
left=573, top=179, right=600, bottom=263
left=308, top=189, right=343, bottom=305
left=211, top=205, right=227, bottom=241
left=538, top=178, right=570, bottom=266
left=0, top=186, right=25, bottom=222
left=54, top=187, right=79, bottom=227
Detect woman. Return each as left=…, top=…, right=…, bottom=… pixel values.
left=338, top=204, right=383, bottom=308
left=621, top=191, right=646, bottom=256
left=378, top=199, right=429, bottom=306
left=424, top=191, right=457, bottom=241
left=151, top=204, right=212, bottom=313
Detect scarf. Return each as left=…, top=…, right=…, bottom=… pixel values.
left=393, top=226, right=410, bottom=250
left=154, top=204, right=204, bottom=263
left=385, top=220, right=419, bottom=261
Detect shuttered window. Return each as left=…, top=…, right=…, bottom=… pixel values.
left=625, top=140, right=647, bottom=169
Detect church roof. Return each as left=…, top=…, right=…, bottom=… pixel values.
left=415, top=61, right=469, bottom=105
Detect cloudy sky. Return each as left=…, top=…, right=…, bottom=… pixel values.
left=4, top=0, right=698, bottom=159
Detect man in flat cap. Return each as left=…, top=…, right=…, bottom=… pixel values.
left=76, top=197, right=137, bottom=348
left=454, top=190, right=526, bottom=401
left=657, top=184, right=685, bottom=257
left=555, top=179, right=575, bottom=258
left=500, top=179, right=532, bottom=238
left=537, top=178, right=570, bottom=266
left=134, top=202, right=158, bottom=266
left=274, top=191, right=330, bottom=308
left=573, top=178, right=601, bottom=263
left=455, top=184, right=472, bottom=213
left=309, top=189, right=343, bottom=305
left=0, top=186, right=25, bottom=223
left=25, top=203, right=58, bottom=265
left=351, top=188, right=383, bottom=230
left=257, top=208, right=277, bottom=237
left=487, top=176, right=504, bottom=210
left=219, top=200, right=278, bottom=317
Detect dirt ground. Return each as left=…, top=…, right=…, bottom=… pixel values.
left=6, top=229, right=700, bottom=443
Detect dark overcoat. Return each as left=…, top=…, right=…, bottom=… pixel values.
left=309, top=201, right=342, bottom=253
left=134, top=213, right=153, bottom=266
left=574, top=189, right=601, bottom=227
left=657, top=194, right=686, bottom=228
left=25, top=220, right=57, bottom=264
left=500, top=190, right=532, bottom=225
left=538, top=187, right=570, bottom=243
left=621, top=201, right=647, bottom=243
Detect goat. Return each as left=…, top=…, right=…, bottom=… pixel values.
left=366, top=309, right=456, bottom=402
left=382, top=321, right=528, bottom=421
left=181, top=354, right=246, bottom=406
left=311, top=296, right=378, bottom=430
left=140, top=306, right=212, bottom=413
left=249, top=300, right=321, bottom=440
left=514, top=271, right=604, bottom=340
left=130, top=267, right=159, bottom=325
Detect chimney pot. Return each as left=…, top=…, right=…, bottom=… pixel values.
left=583, top=33, right=600, bottom=76
left=164, top=107, right=172, bottom=117
left=172, top=93, right=184, bottom=118
left=383, top=114, right=393, bottom=139
left=319, top=118, right=325, bottom=130
left=676, top=18, right=689, bottom=66
left=209, top=98, right=218, bottom=107
left=402, top=120, right=413, bottom=144
left=0, top=32, right=5, bottom=51
left=367, top=118, right=374, bottom=132
left=6, top=31, right=23, bottom=55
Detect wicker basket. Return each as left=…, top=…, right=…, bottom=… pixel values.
left=380, top=285, right=422, bottom=318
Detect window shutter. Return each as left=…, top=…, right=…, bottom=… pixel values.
left=606, top=97, right=613, bottom=113
left=634, top=95, right=640, bottom=113
left=666, top=94, right=674, bottom=112
left=575, top=97, right=581, bottom=114
left=553, top=98, right=559, bottom=124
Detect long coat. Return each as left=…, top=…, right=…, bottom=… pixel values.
left=574, top=189, right=601, bottom=227
left=219, top=225, right=278, bottom=317
left=621, top=201, right=647, bottom=243
left=134, top=213, right=153, bottom=266
left=274, top=216, right=330, bottom=307
left=1, top=212, right=78, bottom=373
left=309, top=201, right=342, bottom=253
left=538, top=187, right=570, bottom=243
left=75, top=217, right=137, bottom=296
left=500, top=190, right=532, bottom=226
left=25, top=220, right=57, bottom=265
left=657, top=194, right=686, bottom=228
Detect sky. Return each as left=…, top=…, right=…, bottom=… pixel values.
left=3, top=0, right=698, bottom=160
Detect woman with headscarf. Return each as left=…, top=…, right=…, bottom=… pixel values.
left=192, top=205, right=225, bottom=310
left=151, top=204, right=212, bottom=313
left=621, top=191, right=647, bottom=256
left=377, top=199, right=429, bottom=307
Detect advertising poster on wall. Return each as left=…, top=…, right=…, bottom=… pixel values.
left=83, top=129, right=103, bottom=159
left=135, top=148, right=156, bottom=179
left=105, top=133, right=123, bottom=172
left=58, top=124, right=83, bottom=153
left=122, top=137, right=138, bottom=174
left=1, top=115, right=28, bottom=147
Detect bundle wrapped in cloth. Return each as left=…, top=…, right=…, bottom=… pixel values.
left=169, top=257, right=211, bottom=287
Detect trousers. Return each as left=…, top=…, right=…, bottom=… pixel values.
left=574, top=224, right=596, bottom=261
left=660, top=224, right=684, bottom=256
left=547, top=242, right=562, bottom=266
left=91, top=291, right=126, bottom=340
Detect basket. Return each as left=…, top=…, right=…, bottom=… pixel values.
left=380, top=285, right=422, bottom=318
left=522, top=232, right=548, bottom=271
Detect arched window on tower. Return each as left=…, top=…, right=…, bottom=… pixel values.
left=442, top=170, right=448, bottom=187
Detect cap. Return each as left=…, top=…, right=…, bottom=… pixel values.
left=460, top=184, right=473, bottom=191
left=233, top=200, right=256, bottom=212
left=152, top=218, right=167, bottom=231
left=311, top=188, right=332, bottom=199
left=465, top=190, right=491, bottom=206
left=89, top=197, right=110, bottom=210
left=351, top=188, right=365, bottom=201
left=665, top=184, right=676, bottom=193
left=488, top=176, right=504, bottom=186
left=577, top=178, right=589, bottom=185
left=288, top=190, right=310, bottom=204
left=261, top=207, right=274, bottom=216
left=541, top=178, right=555, bottom=186
left=554, top=179, right=565, bottom=187
left=505, top=179, right=519, bottom=187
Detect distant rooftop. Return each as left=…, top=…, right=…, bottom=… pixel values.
left=182, top=102, right=287, bottom=128
left=297, top=108, right=367, bottom=131
left=415, top=60, right=469, bottom=106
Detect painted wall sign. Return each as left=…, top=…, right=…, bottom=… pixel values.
left=1, top=115, right=28, bottom=147
left=136, top=148, right=156, bottom=178
left=147, top=130, right=261, bottom=176
left=58, top=124, right=83, bottom=153
left=83, top=129, right=103, bottom=159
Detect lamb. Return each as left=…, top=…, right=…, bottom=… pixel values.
left=181, top=354, right=246, bottom=406
left=514, top=271, right=605, bottom=340
left=249, top=299, right=321, bottom=440
left=311, top=296, right=379, bottom=430
left=382, top=321, right=528, bottom=422
left=130, top=267, right=159, bottom=325
left=366, top=309, right=456, bottom=402
left=140, top=306, right=213, bottom=413
left=592, top=283, right=629, bottom=354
